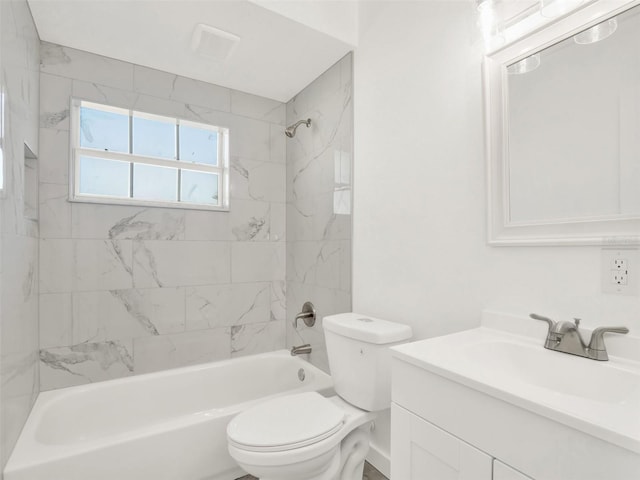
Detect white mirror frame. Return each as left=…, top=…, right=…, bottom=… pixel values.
left=484, top=0, right=640, bottom=246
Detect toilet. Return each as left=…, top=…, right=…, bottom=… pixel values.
left=226, top=313, right=412, bottom=480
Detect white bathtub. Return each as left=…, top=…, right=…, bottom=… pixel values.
left=4, top=350, right=333, bottom=480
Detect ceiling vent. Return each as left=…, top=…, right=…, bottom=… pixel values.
left=191, top=24, right=240, bottom=62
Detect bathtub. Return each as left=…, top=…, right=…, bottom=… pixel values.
left=4, top=350, right=333, bottom=480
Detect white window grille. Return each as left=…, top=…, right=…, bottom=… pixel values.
left=70, top=99, right=229, bottom=211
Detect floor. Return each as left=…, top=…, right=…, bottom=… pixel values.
left=235, top=461, right=388, bottom=480
left=363, top=462, right=389, bottom=480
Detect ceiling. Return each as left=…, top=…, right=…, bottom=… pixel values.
left=27, top=0, right=356, bottom=103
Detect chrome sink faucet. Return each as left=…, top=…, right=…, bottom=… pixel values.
left=530, top=313, right=629, bottom=361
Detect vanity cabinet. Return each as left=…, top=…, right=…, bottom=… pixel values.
left=390, top=353, right=640, bottom=480
left=391, top=404, right=532, bottom=480
left=391, top=404, right=492, bottom=479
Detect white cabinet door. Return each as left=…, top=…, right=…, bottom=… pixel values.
left=391, top=404, right=492, bottom=480
left=493, top=461, right=533, bottom=480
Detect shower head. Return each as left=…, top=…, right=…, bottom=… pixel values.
left=285, top=119, right=311, bottom=138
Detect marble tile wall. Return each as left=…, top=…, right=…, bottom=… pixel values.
left=38, top=42, right=287, bottom=390
left=285, top=54, right=353, bottom=372
left=0, top=0, right=41, bottom=470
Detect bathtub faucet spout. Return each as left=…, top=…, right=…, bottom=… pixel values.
left=290, top=344, right=312, bottom=356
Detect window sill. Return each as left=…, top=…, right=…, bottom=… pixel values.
left=69, top=194, right=230, bottom=212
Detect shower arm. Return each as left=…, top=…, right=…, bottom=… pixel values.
left=285, top=118, right=312, bottom=138
left=291, top=119, right=310, bottom=129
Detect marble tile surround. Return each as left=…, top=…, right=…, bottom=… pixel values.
left=0, top=15, right=352, bottom=475
left=38, top=42, right=288, bottom=390
left=36, top=45, right=353, bottom=390
left=286, top=54, right=353, bottom=372
left=1, top=31, right=352, bottom=480
left=0, top=0, right=41, bottom=469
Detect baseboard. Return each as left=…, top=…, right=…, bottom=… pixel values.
left=366, top=443, right=390, bottom=478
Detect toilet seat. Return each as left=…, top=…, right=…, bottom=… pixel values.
left=227, top=392, right=346, bottom=453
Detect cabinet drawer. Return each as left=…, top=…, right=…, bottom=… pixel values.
left=391, top=403, right=492, bottom=480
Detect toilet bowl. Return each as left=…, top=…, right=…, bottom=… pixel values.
left=228, top=393, right=375, bottom=480
left=226, top=313, right=412, bottom=480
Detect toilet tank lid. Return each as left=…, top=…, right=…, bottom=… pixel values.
left=323, top=313, right=412, bottom=344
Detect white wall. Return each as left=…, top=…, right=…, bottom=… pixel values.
left=353, top=0, right=640, bottom=469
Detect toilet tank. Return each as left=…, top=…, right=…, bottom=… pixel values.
left=323, top=313, right=412, bottom=412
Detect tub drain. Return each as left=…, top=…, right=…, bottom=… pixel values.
left=298, top=368, right=306, bottom=381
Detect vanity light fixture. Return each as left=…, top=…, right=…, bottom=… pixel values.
left=477, top=0, right=506, bottom=50
left=574, top=18, right=618, bottom=44
left=476, top=0, right=494, bottom=11
left=483, top=24, right=507, bottom=50
left=507, top=53, right=541, bottom=74
left=540, top=0, right=584, bottom=18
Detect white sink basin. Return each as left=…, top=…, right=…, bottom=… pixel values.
left=462, top=339, right=640, bottom=405
left=391, top=318, right=640, bottom=454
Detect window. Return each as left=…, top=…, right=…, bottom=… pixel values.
left=70, top=99, right=229, bottom=210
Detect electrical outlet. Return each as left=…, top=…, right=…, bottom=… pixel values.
left=612, top=258, right=628, bottom=271
left=613, top=271, right=628, bottom=285
left=602, top=249, right=638, bottom=295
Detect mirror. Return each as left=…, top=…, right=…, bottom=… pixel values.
left=485, top=0, right=640, bottom=245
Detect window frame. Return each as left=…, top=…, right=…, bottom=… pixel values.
left=69, top=99, right=230, bottom=211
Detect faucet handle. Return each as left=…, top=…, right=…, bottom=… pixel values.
left=587, top=326, right=629, bottom=361
left=529, top=313, right=556, bottom=332
left=294, top=301, right=316, bottom=328
left=588, top=326, right=629, bottom=350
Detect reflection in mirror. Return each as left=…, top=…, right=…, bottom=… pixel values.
left=540, top=0, right=584, bottom=18
left=506, top=4, right=640, bottom=225
left=507, top=54, right=540, bottom=75
left=574, top=18, right=618, bottom=44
